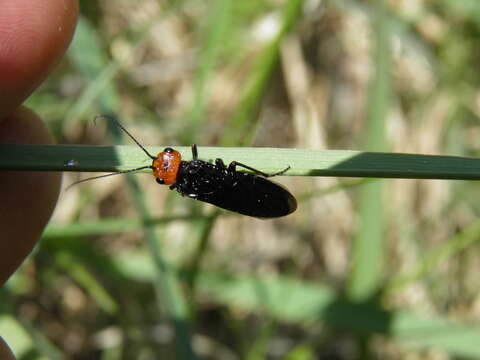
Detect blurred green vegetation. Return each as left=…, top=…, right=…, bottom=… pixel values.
left=4, top=0, right=480, bottom=359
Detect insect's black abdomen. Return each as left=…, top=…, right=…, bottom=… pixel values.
left=173, top=160, right=297, bottom=218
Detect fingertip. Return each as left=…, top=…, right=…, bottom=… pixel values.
left=0, top=107, right=61, bottom=285
left=0, top=337, right=15, bottom=360
left=0, top=0, right=79, bottom=119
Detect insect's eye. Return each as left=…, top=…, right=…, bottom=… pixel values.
left=164, top=147, right=174, bottom=153
left=156, top=178, right=165, bottom=185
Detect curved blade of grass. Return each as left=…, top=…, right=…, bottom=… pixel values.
left=68, top=12, right=197, bottom=356
left=66, top=2, right=190, bottom=124
left=105, top=131, right=197, bottom=358
left=221, top=0, right=305, bottom=146
left=2, top=144, right=480, bottom=180
left=42, top=215, right=209, bottom=239
left=179, top=0, right=234, bottom=319
left=40, top=180, right=369, bottom=239
left=348, top=0, right=391, bottom=302
left=0, top=315, right=64, bottom=359
left=182, top=0, right=233, bottom=144
left=102, top=255, right=480, bottom=358
left=297, top=178, right=374, bottom=201
left=54, top=251, right=118, bottom=314
left=387, top=219, right=480, bottom=293
left=196, top=273, right=480, bottom=358
left=65, top=16, right=119, bottom=125
left=123, top=173, right=196, bottom=360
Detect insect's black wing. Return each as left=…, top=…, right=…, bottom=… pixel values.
left=175, top=160, right=296, bottom=218
left=219, top=174, right=297, bottom=218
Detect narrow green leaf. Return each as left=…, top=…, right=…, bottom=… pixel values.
left=65, top=16, right=119, bottom=124
left=86, top=250, right=480, bottom=358
left=183, top=0, right=233, bottom=144
left=54, top=252, right=118, bottom=314
left=388, top=219, right=480, bottom=292
left=197, top=273, right=480, bottom=358
left=0, top=316, right=40, bottom=359
left=2, top=144, right=480, bottom=180
left=348, top=0, right=392, bottom=301
left=0, top=315, right=63, bottom=360
left=42, top=215, right=208, bottom=239
left=67, top=14, right=197, bottom=358
left=221, top=0, right=305, bottom=145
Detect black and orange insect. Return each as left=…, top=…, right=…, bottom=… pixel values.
left=71, top=119, right=297, bottom=218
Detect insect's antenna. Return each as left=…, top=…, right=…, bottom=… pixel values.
left=95, top=115, right=157, bottom=160
left=66, top=165, right=154, bottom=191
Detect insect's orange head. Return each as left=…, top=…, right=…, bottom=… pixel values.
left=152, top=147, right=182, bottom=185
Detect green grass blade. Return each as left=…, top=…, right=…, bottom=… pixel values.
left=3, top=144, right=480, bottom=180
left=124, top=174, right=197, bottom=360
left=350, top=10, right=391, bottom=295
left=106, top=139, right=196, bottom=358
left=387, top=219, right=480, bottom=293
left=67, top=12, right=197, bottom=357
left=221, top=0, right=305, bottom=145
left=54, top=252, right=118, bottom=314
left=197, top=273, right=480, bottom=358
left=0, top=315, right=64, bottom=360
left=41, top=215, right=209, bottom=239
left=41, top=179, right=367, bottom=241
left=105, top=252, right=480, bottom=357
left=178, top=0, right=235, bottom=315
left=182, top=0, right=233, bottom=144
left=348, top=1, right=391, bottom=301
left=65, top=16, right=119, bottom=124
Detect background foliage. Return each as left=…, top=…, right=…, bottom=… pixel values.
left=3, top=0, right=480, bottom=359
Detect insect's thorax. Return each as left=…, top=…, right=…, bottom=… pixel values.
left=175, top=159, right=235, bottom=194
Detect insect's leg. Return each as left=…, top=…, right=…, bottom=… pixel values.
left=228, top=161, right=290, bottom=178
left=191, top=144, right=198, bottom=160
left=215, top=158, right=227, bottom=169
left=169, top=183, right=177, bottom=190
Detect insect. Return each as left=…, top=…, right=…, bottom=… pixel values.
left=71, top=118, right=297, bottom=218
